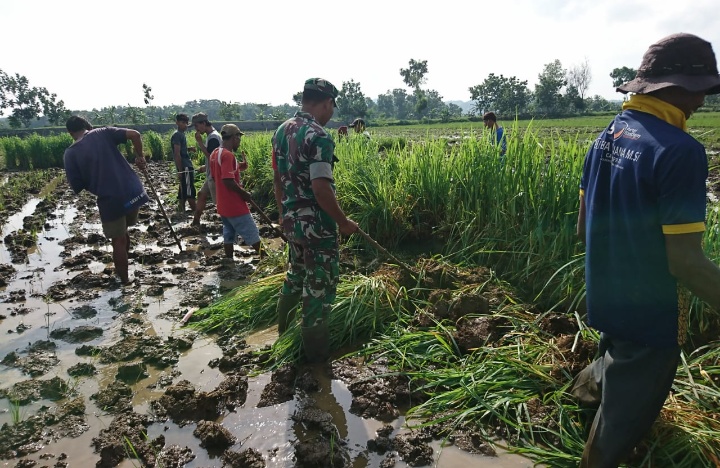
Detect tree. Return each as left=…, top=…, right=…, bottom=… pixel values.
left=0, top=69, right=69, bottom=128
left=255, top=103, right=270, bottom=121
left=468, top=73, right=531, bottom=116
left=337, top=80, right=368, bottom=121
left=586, top=95, right=618, bottom=112
left=142, top=83, right=154, bottom=105
left=292, top=92, right=303, bottom=107
left=400, top=59, right=428, bottom=90
left=610, top=67, right=637, bottom=88
left=123, top=105, right=146, bottom=124
left=219, top=101, right=241, bottom=120
left=375, top=92, right=395, bottom=118
left=392, top=88, right=410, bottom=120
left=567, top=58, right=592, bottom=100
left=534, top=59, right=567, bottom=115
left=564, top=85, right=585, bottom=113
left=39, top=91, right=71, bottom=126
left=423, top=89, right=446, bottom=118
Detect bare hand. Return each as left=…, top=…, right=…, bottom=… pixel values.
left=339, top=219, right=359, bottom=236
left=197, top=165, right=206, bottom=173
left=240, top=190, right=252, bottom=202
left=188, top=146, right=196, bottom=152
left=135, top=155, right=147, bottom=170
left=194, top=132, right=203, bottom=143
left=238, top=161, right=248, bottom=172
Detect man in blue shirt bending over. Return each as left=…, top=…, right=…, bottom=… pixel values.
left=63, top=116, right=150, bottom=285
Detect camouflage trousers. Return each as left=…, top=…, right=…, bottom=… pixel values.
left=281, top=235, right=339, bottom=327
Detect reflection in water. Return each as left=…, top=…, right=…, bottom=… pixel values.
left=0, top=192, right=539, bottom=467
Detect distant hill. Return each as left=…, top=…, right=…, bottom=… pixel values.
left=447, top=100, right=475, bottom=114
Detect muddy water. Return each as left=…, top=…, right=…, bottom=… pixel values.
left=0, top=170, right=537, bottom=467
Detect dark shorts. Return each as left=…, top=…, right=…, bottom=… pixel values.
left=178, top=166, right=196, bottom=201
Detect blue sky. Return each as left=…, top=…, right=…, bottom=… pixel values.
left=2, top=0, right=719, bottom=111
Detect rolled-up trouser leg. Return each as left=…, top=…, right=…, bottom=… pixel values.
left=580, top=334, right=679, bottom=468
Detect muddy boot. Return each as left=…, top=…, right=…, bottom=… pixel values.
left=276, top=293, right=301, bottom=334
left=301, top=322, right=330, bottom=364
left=571, top=358, right=603, bottom=407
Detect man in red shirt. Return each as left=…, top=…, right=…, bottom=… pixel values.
left=208, top=124, right=262, bottom=258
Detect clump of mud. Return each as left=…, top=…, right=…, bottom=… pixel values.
left=2, top=340, right=59, bottom=377
left=90, top=381, right=133, bottom=414
left=151, top=374, right=248, bottom=425
left=0, top=376, right=68, bottom=404
left=193, top=420, right=236, bottom=450
left=92, top=412, right=159, bottom=467
left=257, top=364, right=297, bottom=407
left=333, top=358, right=424, bottom=421
left=0, top=397, right=88, bottom=459
left=222, top=447, right=266, bottom=467
left=156, top=444, right=196, bottom=467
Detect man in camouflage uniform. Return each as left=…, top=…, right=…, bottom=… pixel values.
left=272, top=78, right=359, bottom=363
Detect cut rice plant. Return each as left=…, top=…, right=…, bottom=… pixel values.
left=191, top=271, right=408, bottom=367
left=350, top=290, right=720, bottom=467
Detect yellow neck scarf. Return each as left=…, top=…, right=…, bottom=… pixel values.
left=622, top=94, right=687, bottom=132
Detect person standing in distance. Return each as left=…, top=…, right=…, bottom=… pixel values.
left=482, top=111, right=506, bottom=157
left=272, top=78, right=359, bottom=363
left=191, top=112, right=222, bottom=228
left=63, top=116, right=150, bottom=285
left=574, top=33, right=720, bottom=467
left=171, top=113, right=197, bottom=215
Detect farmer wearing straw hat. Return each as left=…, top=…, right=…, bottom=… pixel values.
left=171, top=113, right=197, bottom=215
left=272, top=78, right=359, bottom=363
left=63, top=115, right=149, bottom=285
left=574, top=33, right=720, bottom=467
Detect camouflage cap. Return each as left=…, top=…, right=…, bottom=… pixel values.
left=220, top=124, right=244, bottom=138
left=304, top=78, right=339, bottom=107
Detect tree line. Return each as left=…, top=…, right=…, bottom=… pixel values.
left=3, top=60, right=720, bottom=130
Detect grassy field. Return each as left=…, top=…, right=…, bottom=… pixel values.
left=3, top=114, right=720, bottom=466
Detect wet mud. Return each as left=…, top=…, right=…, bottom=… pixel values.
left=0, top=164, right=537, bottom=468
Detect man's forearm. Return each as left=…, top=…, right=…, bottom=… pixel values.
left=273, top=172, right=284, bottom=221
left=223, top=179, right=251, bottom=199
left=676, top=258, right=720, bottom=310
left=313, top=181, right=349, bottom=226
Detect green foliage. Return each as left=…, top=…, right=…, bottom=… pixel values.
left=468, top=73, right=531, bottom=116
left=400, top=58, right=429, bottom=89
left=1, top=133, right=73, bottom=170
left=0, top=69, right=69, bottom=128
left=143, top=130, right=166, bottom=161
left=534, top=59, right=568, bottom=115
left=337, top=80, right=368, bottom=122
left=609, top=66, right=637, bottom=88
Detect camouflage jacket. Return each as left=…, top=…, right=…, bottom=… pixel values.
left=272, top=111, right=338, bottom=240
